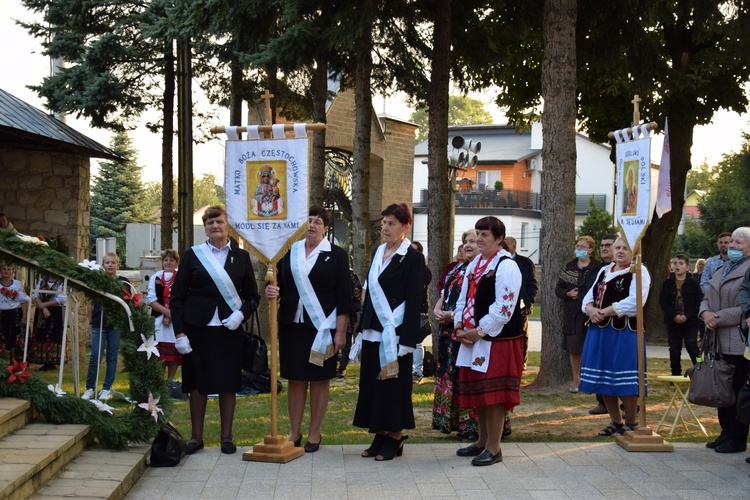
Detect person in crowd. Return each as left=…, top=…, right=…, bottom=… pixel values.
left=580, top=233, right=616, bottom=415
left=693, top=258, right=706, bottom=284
left=699, top=226, right=750, bottom=454
left=335, top=269, right=362, bottom=379
left=0, top=213, right=16, bottom=233
left=410, top=241, right=432, bottom=384
left=437, top=245, right=466, bottom=297
left=700, top=232, right=732, bottom=293
left=171, top=205, right=259, bottom=455
left=353, top=203, right=424, bottom=461
left=432, top=229, right=479, bottom=441
left=580, top=237, right=651, bottom=437
left=265, top=206, right=351, bottom=453
left=658, top=254, right=703, bottom=376
left=555, top=235, right=601, bottom=393
left=0, top=263, right=29, bottom=361
left=147, top=249, right=181, bottom=383
left=29, top=273, right=67, bottom=371
left=82, top=252, right=130, bottom=400
left=453, top=216, right=523, bottom=467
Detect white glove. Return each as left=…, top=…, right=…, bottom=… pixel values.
left=175, top=336, right=192, bottom=354
left=398, top=345, right=415, bottom=357
left=221, top=310, right=245, bottom=331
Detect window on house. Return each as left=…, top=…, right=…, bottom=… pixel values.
left=477, top=171, right=501, bottom=191
left=521, top=222, right=529, bottom=249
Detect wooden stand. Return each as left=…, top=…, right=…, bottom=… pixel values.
left=616, top=427, right=673, bottom=452
left=243, top=435, right=305, bottom=463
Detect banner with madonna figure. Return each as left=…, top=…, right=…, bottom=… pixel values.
left=224, top=124, right=309, bottom=265
left=614, top=123, right=652, bottom=254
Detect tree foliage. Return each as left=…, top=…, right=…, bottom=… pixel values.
left=141, top=175, right=226, bottom=218
left=673, top=219, right=715, bottom=260
left=89, top=133, right=146, bottom=260
left=577, top=198, right=618, bottom=260
left=410, top=95, right=493, bottom=143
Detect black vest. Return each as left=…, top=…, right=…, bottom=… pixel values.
left=592, top=268, right=638, bottom=330
left=473, top=256, right=526, bottom=341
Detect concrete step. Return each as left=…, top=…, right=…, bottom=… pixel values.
left=31, top=444, right=150, bottom=499
left=0, top=397, right=150, bottom=499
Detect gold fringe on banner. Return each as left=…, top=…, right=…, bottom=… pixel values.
left=229, top=224, right=309, bottom=268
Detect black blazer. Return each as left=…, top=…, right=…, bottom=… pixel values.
left=357, top=245, right=425, bottom=348
left=513, top=253, right=538, bottom=315
left=659, top=272, right=703, bottom=327
left=171, top=242, right=259, bottom=334
left=276, top=243, right=353, bottom=327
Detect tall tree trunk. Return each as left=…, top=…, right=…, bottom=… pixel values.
left=351, top=5, right=374, bottom=282
left=229, top=59, right=243, bottom=128
left=160, top=45, right=175, bottom=251
left=310, top=55, right=328, bottom=206
left=534, top=0, right=577, bottom=388
left=427, top=1, right=452, bottom=337
left=641, top=95, right=695, bottom=342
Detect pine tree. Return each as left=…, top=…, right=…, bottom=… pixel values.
left=577, top=197, right=618, bottom=260
left=90, top=132, right=145, bottom=260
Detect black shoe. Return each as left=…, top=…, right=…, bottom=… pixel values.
left=186, top=440, right=204, bottom=455
left=706, top=435, right=728, bottom=449
left=374, top=435, right=407, bottom=461
left=221, top=441, right=237, bottom=454
left=456, top=443, right=485, bottom=457
left=715, top=439, right=747, bottom=454
left=471, top=449, right=502, bottom=466
left=291, top=436, right=302, bottom=447
left=588, top=404, right=608, bottom=415
left=362, top=433, right=386, bottom=458
left=39, top=363, right=55, bottom=371
left=304, top=437, right=321, bottom=453
left=336, top=370, right=346, bottom=378
left=745, top=456, right=750, bottom=464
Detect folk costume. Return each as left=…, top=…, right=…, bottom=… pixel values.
left=171, top=241, right=259, bottom=395
left=276, top=238, right=352, bottom=381
left=453, top=250, right=524, bottom=411
left=147, top=270, right=181, bottom=364
left=0, top=277, right=29, bottom=360
left=29, top=277, right=66, bottom=367
left=579, top=263, right=651, bottom=397
left=352, top=239, right=424, bottom=433
left=432, top=260, right=479, bottom=440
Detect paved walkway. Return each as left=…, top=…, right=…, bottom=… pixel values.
left=128, top=442, right=750, bottom=499
left=129, top=321, right=726, bottom=499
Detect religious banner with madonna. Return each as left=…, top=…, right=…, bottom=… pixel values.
left=224, top=125, right=309, bottom=264
left=614, top=124, right=652, bottom=253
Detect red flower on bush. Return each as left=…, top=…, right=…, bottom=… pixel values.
left=7, top=359, right=32, bottom=384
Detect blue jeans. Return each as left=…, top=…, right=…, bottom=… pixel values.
left=86, top=326, right=120, bottom=391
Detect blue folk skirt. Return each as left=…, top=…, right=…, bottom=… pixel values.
left=579, top=323, right=647, bottom=397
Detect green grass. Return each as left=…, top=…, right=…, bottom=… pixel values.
left=32, top=350, right=719, bottom=448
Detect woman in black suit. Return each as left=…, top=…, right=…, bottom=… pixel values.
left=353, top=203, right=424, bottom=461
left=171, top=205, right=259, bottom=455
left=265, top=206, right=351, bottom=453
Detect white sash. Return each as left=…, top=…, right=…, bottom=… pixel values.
left=192, top=244, right=242, bottom=312
left=368, top=243, right=405, bottom=379
left=290, top=240, right=338, bottom=366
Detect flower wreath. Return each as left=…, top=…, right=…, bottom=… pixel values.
left=0, top=229, right=171, bottom=449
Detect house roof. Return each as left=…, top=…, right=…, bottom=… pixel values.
left=0, top=88, right=121, bottom=160
left=414, top=124, right=539, bottom=163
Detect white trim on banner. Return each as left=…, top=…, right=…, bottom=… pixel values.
left=615, top=135, right=652, bottom=252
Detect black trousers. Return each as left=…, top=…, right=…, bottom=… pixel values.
left=666, top=322, right=700, bottom=376
left=717, top=354, right=750, bottom=442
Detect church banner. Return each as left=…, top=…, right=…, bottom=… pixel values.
left=614, top=125, right=652, bottom=253
left=224, top=130, right=309, bottom=264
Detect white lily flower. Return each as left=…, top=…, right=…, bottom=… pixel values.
left=137, top=334, right=160, bottom=360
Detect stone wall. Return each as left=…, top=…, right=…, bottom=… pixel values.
left=0, top=148, right=91, bottom=262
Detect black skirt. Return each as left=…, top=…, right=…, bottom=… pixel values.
left=353, top=340, right=415, bottom=433
left=279, top=322, right=337, bottom=381
left=182, top=325, right=242, bottom=395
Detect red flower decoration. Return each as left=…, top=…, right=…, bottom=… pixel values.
left=1, top=287, right=18, bottom=299
left=7, top=359, right=32, bottom=384
left=472, top=356, right=486, bottom=367
left=123, top=289, right=143, bottom=308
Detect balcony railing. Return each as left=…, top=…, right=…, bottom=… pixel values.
left=418, top=189, right=606, bottom=214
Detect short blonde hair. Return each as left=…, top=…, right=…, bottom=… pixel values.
left=103, top=252, right=119, bottom=266
left=462, top=229, right=477, bottom=244
left=577, top=235, right=595, bottom=250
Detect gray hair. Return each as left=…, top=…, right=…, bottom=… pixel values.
left=732, top=227, right=750, bottom=244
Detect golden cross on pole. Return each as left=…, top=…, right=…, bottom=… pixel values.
left=631, top=94, right=641, bottom=126
left=261, top=89, right=274, bottom=125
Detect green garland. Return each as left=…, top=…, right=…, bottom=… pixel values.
left=0, top=229, right=171, bottom=449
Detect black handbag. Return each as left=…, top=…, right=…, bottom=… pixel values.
left=736, top=378, right=750, bottom=425
left=150, top=422, right=187, bottom=467
left=243, top=310, right=269, bottom=376
left=685, top=329, right=736, bottom=408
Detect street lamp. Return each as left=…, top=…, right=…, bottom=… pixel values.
left=448, top=135, right=481, bottom=242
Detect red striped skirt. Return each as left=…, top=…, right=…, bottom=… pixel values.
left=458, top=337, right=524, bottom=410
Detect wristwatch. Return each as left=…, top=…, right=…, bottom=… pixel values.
left=476, top=327, right=486, bottom=338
